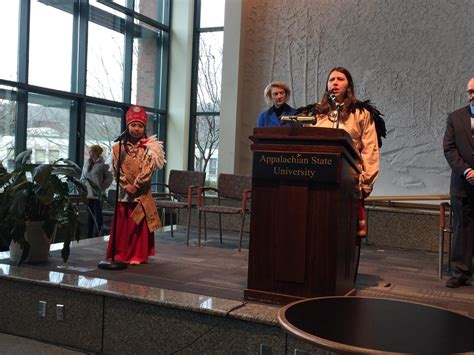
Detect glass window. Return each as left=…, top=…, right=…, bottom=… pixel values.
left=144, top=110, right=158, bottom=137
left=90, top=0, right=126, bottom=12
left=0, top=1, right=20, bottom=81
left=85, top=103, right=122, bottom=161
left=49, top=149, right=60, bottom=162
left=87, top=4, right=125, bottom=101
left=209, top=157, right=217, bottom=177
left=191, top=1, right=225, bottom=178
left=194, top=114, right=219, bottom=175
left=35, top=149, right=46, bottom=164
left=102, top=0, right=127, bottom=8
left=200, top=0, right=225, bottom=28
left=6, top=148, right=15, bottom=171
left=27, top=93, right=72, bottom=161
left=0, top=86, right=17, bottom=166
left=135, top=0, right=170, bottom=25
left=131, top=21, right=162, bottom=108
left=197, top=32, right=223, bottom=113
left=29, top=0, right=75, bottom=91
left=3, top=0, right=169, bottom=177
left=153, top=112, right=166, bottom=145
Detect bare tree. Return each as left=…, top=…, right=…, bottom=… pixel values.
left=195, top=114, right=220, bottom=173
left=0, top=98, right=16, bottom=162
left=195, top=35, right=222, bottom=175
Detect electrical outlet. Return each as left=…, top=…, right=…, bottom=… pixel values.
left=38, top=301, right=47, bottom=319
left=56, top=304, right=64, bottom=321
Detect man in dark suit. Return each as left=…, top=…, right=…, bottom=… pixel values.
left=443, top=77, right=474, bottom=288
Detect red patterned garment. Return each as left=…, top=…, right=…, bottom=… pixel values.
left=106, top=202, right=155, bottom=263
left=357, top=198, right=366, bottom=238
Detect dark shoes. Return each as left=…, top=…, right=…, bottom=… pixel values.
left=445, top=277, right=469, bottom=288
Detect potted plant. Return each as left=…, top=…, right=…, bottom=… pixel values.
left=0, top=150, right=88, bottom=264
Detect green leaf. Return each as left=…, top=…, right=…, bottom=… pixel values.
left=1, top=150, right=90, bottom=264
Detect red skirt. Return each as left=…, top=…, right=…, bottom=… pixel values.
left=106, top=202, right=155, bottom=263
left=357, top=198, right=366, bottom=238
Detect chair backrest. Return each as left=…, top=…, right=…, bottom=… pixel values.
left=168, top=170, right=206, bottom=195
left=217, top=173, right=252, bottom=200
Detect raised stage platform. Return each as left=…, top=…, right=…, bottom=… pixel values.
left=0, top=227, right=472, bottom=354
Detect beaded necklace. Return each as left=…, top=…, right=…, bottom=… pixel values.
left=127, top=142, right=141, bottom=158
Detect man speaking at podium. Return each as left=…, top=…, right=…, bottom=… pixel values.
left=257, top=81, right=298, bottom=127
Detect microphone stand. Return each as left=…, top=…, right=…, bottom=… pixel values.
left=328, top=91, right=343, bottom=129
left=98, top=134, right=127, bottom=270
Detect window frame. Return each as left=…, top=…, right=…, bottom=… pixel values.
left=0, top=0, right=170, bottom=185
left=188, top=0, right=224, bottom=174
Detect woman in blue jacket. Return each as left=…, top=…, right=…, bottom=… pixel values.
left=257, top=81, right=297, bottom=127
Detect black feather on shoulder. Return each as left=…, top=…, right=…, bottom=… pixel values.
left=296, top=100, right=386, bottom=148
left=295, top=103, right=318, bottom=116
left=352, top=100, right=387, bottom=148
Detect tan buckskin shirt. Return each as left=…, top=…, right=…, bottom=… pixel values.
left=313, top=108, right=379, bottom=194
left=112, top=141, right=162, bottom=232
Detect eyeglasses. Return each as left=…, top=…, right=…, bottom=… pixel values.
left=466, top=89, right=474, bottom=95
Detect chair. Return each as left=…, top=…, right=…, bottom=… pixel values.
left=78, top=201, right=100, bottom=237
left=153, top=170, right=206, bottom=245
left=67, top=196, right=99, bottom=240
left=439, top=202, right=453, bottom=278
left=197, top=173, right=251, bottom=251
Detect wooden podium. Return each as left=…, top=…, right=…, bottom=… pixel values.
left=244, top=127, right=361, bottom=305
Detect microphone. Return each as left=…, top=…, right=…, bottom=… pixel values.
left=328, top=90, right=337, bottom=104
left=327, top=90, right=341, bottom=129
left=327, top=90, right=343, bottom=112
left=114, top=129, right=128, bottom=142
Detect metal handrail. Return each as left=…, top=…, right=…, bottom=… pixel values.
left=365, top=194, right=452, bottom=278
left=366, top=194, right=449, bottom=202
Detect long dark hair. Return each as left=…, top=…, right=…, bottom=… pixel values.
left=122, top=129, right=147, bottom=155
left=316, top=67, right=358, bottom=120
